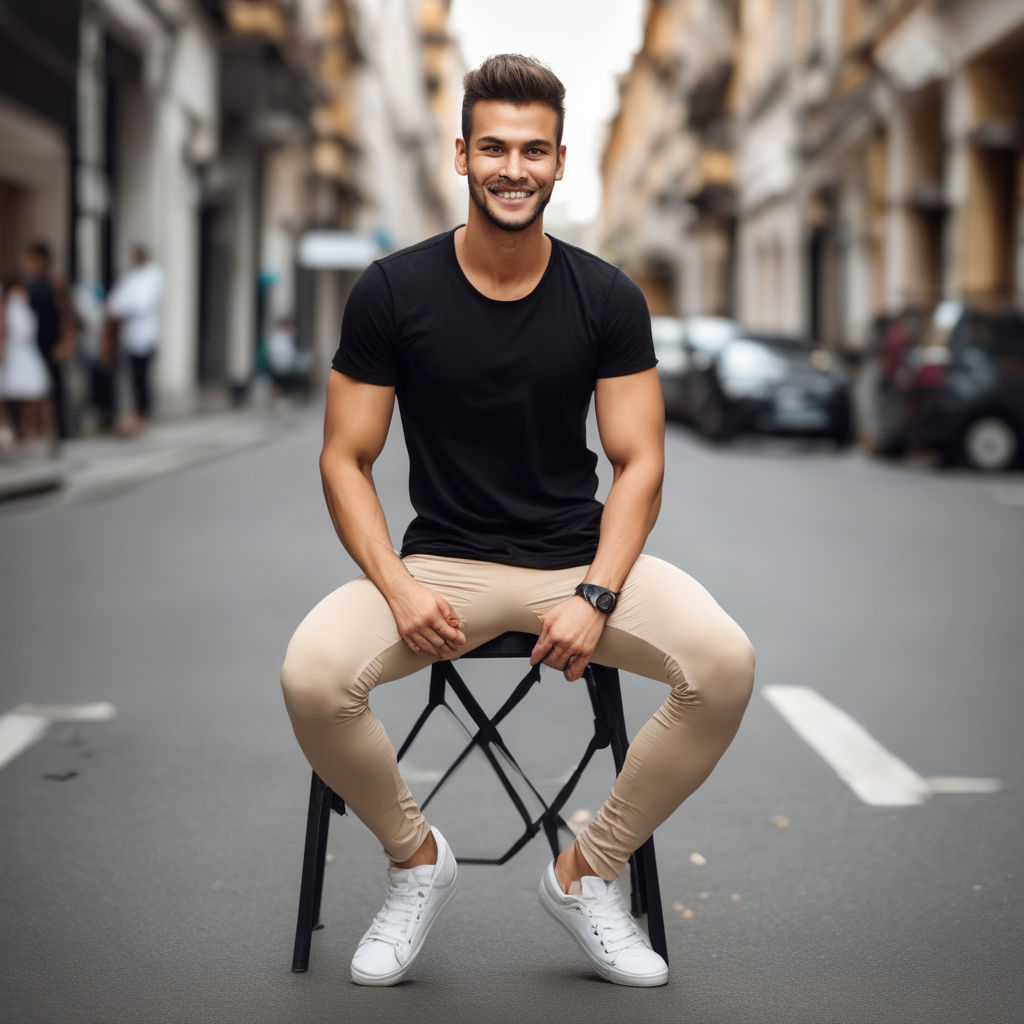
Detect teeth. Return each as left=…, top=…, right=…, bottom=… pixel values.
left=495, top=191, right=530, bottom=199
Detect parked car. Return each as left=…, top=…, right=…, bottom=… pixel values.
left=682, top=331, right=853, bottom=444
left=899, top=301, right=1024, bottom=471
left=651, top=315, right=741, bottom=420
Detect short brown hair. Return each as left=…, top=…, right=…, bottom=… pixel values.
left=462, top=54, right=566, bottom=146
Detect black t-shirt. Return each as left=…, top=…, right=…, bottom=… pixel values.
left=331, top=229, right=656, bottom=569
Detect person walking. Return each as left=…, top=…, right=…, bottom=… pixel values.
left=22, top=242, right=75, bottom=441
left=1, top=277, right=51, bottom=449
left=280, top=54, right=755, bottom=989
left=107, top=245, right=163, bottom=435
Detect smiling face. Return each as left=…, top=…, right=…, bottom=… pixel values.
left=455, top=100, right=566, bottom=234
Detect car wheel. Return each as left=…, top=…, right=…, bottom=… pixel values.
left=962, top=415, right=1020, bottom=471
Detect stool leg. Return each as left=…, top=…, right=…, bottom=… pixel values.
left=292, top=772, right=333, bottom=972
left=637, top=835, right=668, bottom=962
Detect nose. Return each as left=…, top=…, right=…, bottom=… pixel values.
left=502, top=151, right=525, bottom=181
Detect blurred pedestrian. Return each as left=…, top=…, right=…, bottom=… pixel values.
left=1, top=277, right=51, bottom=450
left=280, top=54, right=755, bottom=990
left=107, top=245, right=163, bottom=436
left=72, top=281, right=117, bottom=432
left=22, top=241, right=76, bottom=441
left=267, top=315, right=297, bottom=401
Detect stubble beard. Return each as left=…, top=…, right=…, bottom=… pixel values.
left=468, top=175, right=554, bottom=233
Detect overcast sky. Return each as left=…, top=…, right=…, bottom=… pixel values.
left=447, top=0, right=645, bottom=226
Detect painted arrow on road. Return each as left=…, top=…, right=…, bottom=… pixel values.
left=0, top=702, right=117, bottom=771
left=763, top=686, right=1002, bottom=806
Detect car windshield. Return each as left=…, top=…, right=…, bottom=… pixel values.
left=651, top=316, right=685, bottom=348
left=719, top=338, right=790, bottom=380
left=686, top=317, right=741, bottom=353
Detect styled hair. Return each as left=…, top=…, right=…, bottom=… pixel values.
left=462, top=54, right=566, bottom=146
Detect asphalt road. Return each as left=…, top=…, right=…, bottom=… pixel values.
left=2, top=410, right=1022, bottom=1024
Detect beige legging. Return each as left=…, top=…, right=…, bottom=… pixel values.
left=280, top=553, right=755, bottom=880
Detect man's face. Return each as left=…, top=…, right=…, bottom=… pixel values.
left=456, top=101, right=565, bottom=233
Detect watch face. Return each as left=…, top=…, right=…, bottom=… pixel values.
left=596, top=591, right=615, bottom=612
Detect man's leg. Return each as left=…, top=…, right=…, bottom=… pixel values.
left=281, top=574, right=441, bottom=865
left=563, top=553, right=755, bottom=885
left=46, top=358, right=69, bottom=440
left=527, top=555, right=754, bottom=986
left=280, top=556, right=513, bottom=985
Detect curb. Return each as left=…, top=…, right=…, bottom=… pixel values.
left=0, top=461, right=67, bottom=501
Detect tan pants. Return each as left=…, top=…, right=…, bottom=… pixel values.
left=280, top=553, right=755, bottom=880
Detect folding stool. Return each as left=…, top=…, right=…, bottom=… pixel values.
left=291, top=630, right=667, bottom=972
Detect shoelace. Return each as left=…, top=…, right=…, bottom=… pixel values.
left=365, top=877, right=428, bottom=947
left=584, top=887, right=646, bottom=956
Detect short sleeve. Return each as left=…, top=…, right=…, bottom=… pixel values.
left=596, top=269, right=657, bottom=378
left=331, top=262, right=398, bottom=385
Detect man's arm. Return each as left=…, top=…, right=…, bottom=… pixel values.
left=531, top=367, right=665, bottom=680
left=320, top=371, right=466, bottom=658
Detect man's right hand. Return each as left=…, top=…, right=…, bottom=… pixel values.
left=386, top=578, right=466, bottom=659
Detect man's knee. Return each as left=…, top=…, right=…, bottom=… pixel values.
left=711, top=625, right=756, bottom=713
left=280, top=630, right=370, bottom=723
left=674, top=622, right=754, bottom=718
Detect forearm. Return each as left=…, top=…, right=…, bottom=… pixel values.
left=320, top=455, right=410, bottom=599
left=584, top=457, right=663, bottom=592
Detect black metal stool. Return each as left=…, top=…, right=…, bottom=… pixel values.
left=290, top=630, right=668, bottom=972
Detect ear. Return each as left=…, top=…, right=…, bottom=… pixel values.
left=455, top=138, right=468, bottom=177
left=554, top=144, right=566, bottom=181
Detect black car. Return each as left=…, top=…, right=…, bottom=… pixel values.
left=681, top=331, right=852, bottom=444
left=899, top=301, right=1024, bottom=471
left=651, top=315, right=741, bottom=421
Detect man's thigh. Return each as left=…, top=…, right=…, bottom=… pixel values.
left=592, top=554, right=748, bottom=686
left=287, top=556, right=541, bottom=691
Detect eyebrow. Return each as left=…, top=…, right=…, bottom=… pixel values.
left=476, top=136, right=553, bottom=149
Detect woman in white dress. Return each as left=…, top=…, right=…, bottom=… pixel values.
left=1, top=278, right=50, bottom=443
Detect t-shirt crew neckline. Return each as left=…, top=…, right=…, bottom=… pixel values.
left=447, top=226, right=557, bottom=307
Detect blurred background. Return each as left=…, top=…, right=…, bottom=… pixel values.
left=1, top=0, right=1022, bottom=473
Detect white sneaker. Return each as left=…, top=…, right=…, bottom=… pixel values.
left=538, top=861, right=668, bottom=987
left=350, top=827, right=458, bottom=986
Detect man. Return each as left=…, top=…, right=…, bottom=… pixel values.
left=281, top=54, right=754, bottom=989
left=22, top=242, right=76, bottom=441
left=107, top=245, right=163, bottom=435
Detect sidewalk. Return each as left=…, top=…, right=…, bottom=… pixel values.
left=0, top=405, right=309, bottom=507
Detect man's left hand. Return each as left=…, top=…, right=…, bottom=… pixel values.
left=530, top=596, right=607, bottom=682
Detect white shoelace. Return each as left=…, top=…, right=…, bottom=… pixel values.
left=584, top=887, right=646, bottom=956
left=365, top=876, right=428, bottom=947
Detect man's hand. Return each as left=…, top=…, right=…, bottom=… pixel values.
left=531, top=596, right=607, bottom=682
left=386, top=578, right=466, bottom=659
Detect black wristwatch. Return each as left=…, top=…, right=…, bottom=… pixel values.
left=574, top=582, right=618, bottom=614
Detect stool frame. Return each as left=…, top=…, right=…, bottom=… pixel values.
left=290, top=630, right=667, bottom=972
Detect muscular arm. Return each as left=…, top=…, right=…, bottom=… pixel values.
left=320, top=371, right=466, bottom=658
left=531, top=367, right=665, bottom=679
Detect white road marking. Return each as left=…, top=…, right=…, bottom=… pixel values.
left=762, top=686, right=1001, bottom=806
left=925, top=776, right=1002, bottom=794
left=0, top=702, right=116, bottom=771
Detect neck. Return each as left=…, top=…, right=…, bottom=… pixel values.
left=457, top=207, right=550, bottom=286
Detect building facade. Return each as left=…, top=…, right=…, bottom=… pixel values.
left=1, top=0, right=461, bottom=419
left=601, top=0, right=1024, bottom=355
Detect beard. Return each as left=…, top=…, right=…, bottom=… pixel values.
left=468, top=175, right=555, bottom=232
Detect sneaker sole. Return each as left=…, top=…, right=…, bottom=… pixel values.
left=350, top=878, right=458, bottom=987
left=537, top=870, right=668, bottom=988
